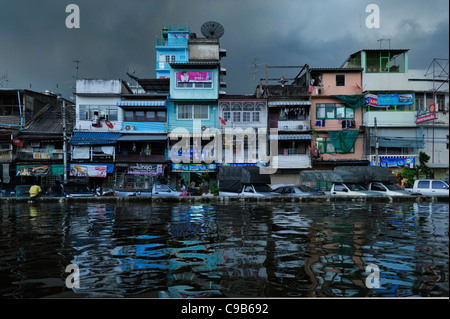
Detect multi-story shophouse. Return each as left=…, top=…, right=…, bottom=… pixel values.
left=0, top=89, right=74, bottom=192
left=166, top=24, right=227, bottom=192
left=341, top=49, right=423, bottom=172
left=70, top=79, right=132, bottom=190
left=260, top=65, right=314, bottom=185
left=217, top=95, right=268, bottom=168
left=408, top=61, right=449, bottom=180
left=309, top=67, right=367, bottom=170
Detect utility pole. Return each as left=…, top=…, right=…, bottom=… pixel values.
left=374, top=117, right=379, bottom=166
left=60, top=98, right=68, bottom=184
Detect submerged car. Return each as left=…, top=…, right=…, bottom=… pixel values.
left=63, top=184, right=94, bottom=197
left=272, top=185, right=325, bottom=196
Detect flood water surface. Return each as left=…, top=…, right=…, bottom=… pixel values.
left=0, top=201, right=448, bottom=298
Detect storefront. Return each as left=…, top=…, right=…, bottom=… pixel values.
left=15, top=164, right=65, bottom=191
left=170, top=163, right=217, bottom=195
left=114, top=163, right=166, bottom=190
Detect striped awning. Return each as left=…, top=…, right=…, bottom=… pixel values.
left=269, top=134, right=313, bottom=140
left=268, top=101, right=311, bottom=107
left=117, top=100, right=166, bottom=107
left=69, top=132, right=122, bottom=145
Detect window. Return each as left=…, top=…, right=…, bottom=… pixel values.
left=79, top=105, right=118, bottom=121
left=336, top=75, right=345, bottom=86
left=334, top=184, right=347, bottom=192
left=432, top=181, right=448, bottom=189
left=417, top=181, right=429, bottom=188
left=124, top=110, right=167, bottom=122
left=316, top=104, right=353, bottom=119
left=316, top=137, right=354, bottom=154
left=177, top=104, right=209, bottom=120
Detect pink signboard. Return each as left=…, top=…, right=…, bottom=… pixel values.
left=176, top=71, right=212, bottom=83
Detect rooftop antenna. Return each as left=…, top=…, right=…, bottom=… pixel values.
left=73, top=60, right=81, bottom=79
left=377, top=38, right=391, bottom=49
left=0, top=67, right=8, bottom=88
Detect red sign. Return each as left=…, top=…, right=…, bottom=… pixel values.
left=12, top=138, right=23, bottom=147
left=416, top=113, right=437, bottom=124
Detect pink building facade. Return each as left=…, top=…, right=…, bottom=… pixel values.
left=309, top=68, right=368, bottom=168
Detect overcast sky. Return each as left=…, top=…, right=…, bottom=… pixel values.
left=0, top=0, right=448, bottom=99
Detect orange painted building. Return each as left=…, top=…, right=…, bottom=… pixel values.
left=309, top=68, right=368, bottom=168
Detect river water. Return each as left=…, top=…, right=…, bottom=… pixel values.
left=0, top=201, right=448, bottom=298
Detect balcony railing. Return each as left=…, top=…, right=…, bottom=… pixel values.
left=115, top=154, right=166, bottom=163
left=276, top=120, right=310, bottom=132
left=16, top=149, right=65, bottom=161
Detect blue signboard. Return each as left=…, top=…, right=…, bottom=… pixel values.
left=377, top=93, right=413, bottom=105
left=380, top=157, right=415, bottom=168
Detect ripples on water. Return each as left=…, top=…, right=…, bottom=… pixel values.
left=0, top=201, right=448, bottom=298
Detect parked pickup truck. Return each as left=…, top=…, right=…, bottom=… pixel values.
left=330, top=182, right=384, bottom=197
left=219, top=184, right=279, bottom=197
left=218, top=166, right=278, bottom=197
left=407, top=179, right=449, bottom=196
left=367, top=182, right=416, bottom=197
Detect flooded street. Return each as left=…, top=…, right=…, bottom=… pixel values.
left=0, top=200, right=448, bottom=298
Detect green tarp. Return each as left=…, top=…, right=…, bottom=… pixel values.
left=328, top=130, right=359, bottom=153
left=332, top=95, right=365, bottom=110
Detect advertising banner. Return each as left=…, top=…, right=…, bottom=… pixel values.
left=172, top=163, right=217, bottom=172
left=380, top=157, right=415, bottom=168
left=176, top=71, right=212, bottom=83
left=128, top=164, right=163, bottom=175
left=17, top=165, right=50, bottom=176
left=69, top=164, right=108, bottom=178
left=377, top=93, right=414, bottom=105
left=365, top=94, right=389, bottom=108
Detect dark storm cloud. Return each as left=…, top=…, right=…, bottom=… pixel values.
left=0, top=0, right=448, bottom=99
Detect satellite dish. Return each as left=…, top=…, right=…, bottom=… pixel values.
left=201, top=21, right=224, bottom=39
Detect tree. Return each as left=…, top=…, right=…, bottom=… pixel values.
left=417, top=151, right=432, bottom=178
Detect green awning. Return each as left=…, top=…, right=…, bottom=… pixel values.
left=332, top=95, right=365, bottom=110
left=328, top=130, right=359, bottom=153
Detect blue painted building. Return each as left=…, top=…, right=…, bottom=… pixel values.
left=155, top=25, right=190, bottom=79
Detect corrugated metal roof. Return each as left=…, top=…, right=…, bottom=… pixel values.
left=69, top=132, right=122, bottom=145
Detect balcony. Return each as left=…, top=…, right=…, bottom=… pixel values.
left=0, top=150, right=13, bottom=162
left=263, top=85, right=309, bottom=97
left=275, top=120, right=310, bottom=132
left=116, top=154, right=166, bottom=163
left=16, top=149, right=65, bottom=161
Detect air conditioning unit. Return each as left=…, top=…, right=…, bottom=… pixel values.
left=297, top=124, right=304, bottom=131
left=124, top=125, right=135, bottom=131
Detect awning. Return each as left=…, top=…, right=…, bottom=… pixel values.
left=117, top=100, right=166, bottom=107
left=69, top=132, right=122, bottom=145
left=268, top=101, right=311, bottom=107
left=118, top=134, right=167, bottom=141
left=269, top=134, right=313, bottom=140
